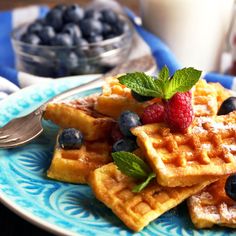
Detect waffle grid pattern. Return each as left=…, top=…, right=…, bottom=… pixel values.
left=89, top=163, right=215, bottom=231
left=132, top=112, right=236, bottom=187
left=47, top=135, right=112, bottom=184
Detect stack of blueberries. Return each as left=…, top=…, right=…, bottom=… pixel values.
left=17, top=4, right=131, bottom=77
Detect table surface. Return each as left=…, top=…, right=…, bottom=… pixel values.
left=0, top=1, right=138, bottom=235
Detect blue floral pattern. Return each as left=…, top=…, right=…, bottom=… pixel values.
left=0, top=78, right=235, bottom=236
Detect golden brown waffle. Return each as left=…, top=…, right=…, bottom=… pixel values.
left=193, top=79, right=230, bottom=117
left=188, top=176, right=236, bottom=228
left=43, top=95, right=115, bottom=141
left=132, top=111, right=236, bottom=187
left=209, top=82, right=231, bottom=109
left=95, top=77, right=229, bottom=119
left=94, top=77, right=160, bottom=118
left=89, top=163, right=216, bottom=231
left=47, top=133, right=112, bottom=184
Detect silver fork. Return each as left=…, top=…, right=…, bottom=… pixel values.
left=0, top=55, right=156, bottom=148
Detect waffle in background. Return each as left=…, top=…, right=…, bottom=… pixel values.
left=94, top=76, right=159, bottom=119
left=95, top=77, right=230, bottom=119
left=89, top=163, right=216, bottom=231
left=47, top=133, right=112, bottom=184
left=188, top=176, right=236, bottom=228
left=193, top=79, right=230, bottom=117
left=43, top=95, right=115, bottom=141
left=131, top=111, right=236, bottom=187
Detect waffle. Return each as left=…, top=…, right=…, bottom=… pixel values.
left=43, top=95, right=115, bottom=141
left=131, top=111, right=236, bottom=187
left=192, top=79, right=230, bottom=117
left=209, top=82, right=231, bottom=108
left=89, top=163, right=216, bottom=231
left=95, top=77, right=230, bottom=119
left=47, top=132, right=112, bottom=184
left=188, top=176, right=236, bottom=228
left=94, top=76, right=159, bottom=118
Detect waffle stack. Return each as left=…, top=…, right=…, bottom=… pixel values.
left=89, top=112, right=236, bottom=231
left=44, top=96, right=114, bottom=184
left=43, top=76, right=236, bottom=231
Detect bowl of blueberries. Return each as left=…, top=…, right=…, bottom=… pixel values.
left=11, top=4, right=133, bottom=78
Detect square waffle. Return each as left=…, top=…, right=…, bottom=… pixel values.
left=89, top=163, right=216, bottom=231
left=95, top=77, right=230, bottom=119
left=131, top=111, right=236, bottom=187
left=43, top=95, right=115, bottom=141
left=188, top=176, right=236, bottom=228
left=47, top=132, right=112, bottom=184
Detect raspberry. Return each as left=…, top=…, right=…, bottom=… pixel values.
left=111, top=124, right=124, bottom=142
left=185, top=90, right=192, bottom=98
left=141, top=103, right=165, bottom=124
left=164, top=92, right=194, bottom=132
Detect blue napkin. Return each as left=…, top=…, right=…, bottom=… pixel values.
left=0, top=5, right=235, bottom=100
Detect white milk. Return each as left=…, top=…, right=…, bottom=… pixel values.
left=140, top=0, right=234, bottom=71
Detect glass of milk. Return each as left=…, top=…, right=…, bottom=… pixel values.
left=140, top=0, right=234, bottom=72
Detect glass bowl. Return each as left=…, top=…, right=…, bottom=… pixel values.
left=11, top=15, right=134, bottom=78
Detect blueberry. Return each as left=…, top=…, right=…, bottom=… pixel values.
left=51, top=33, right=73, bottom=46
left=112, top=138, right=137, bottom=153
left=131, top=91, right=153, bottom=102
left=80, top=19, right=103, bottom=37
left=87, top=35, right=103, bottom=43
left=225, top=174, right=236, bottom=201
left=63, top=4, right=84, bottom=23
left=27, top=22, right=43, bottom=35
left=101, top=9, right=118, bottom=24
left=74, top=63, right=93, bottom=74
left=113, top=20, right=127, bottom=36
left=62, top=23, right=82, bottom=45
left=118, top=111, right=141, bottom=137
left=74, top=37, right=88, bottom=48
left=38, top=26, right=55, bottom=45
left=75, top=49, right=86, bottom=58
left=65, top=52, right=79, bottom=69
left=102, top=23, right=112, bottom=37
left=58, top=128, right=83, bottom=149
left=45, top=9, right=63, bottom=31
left=21, top=33, right=41, bottom=45
left=84, top=9, right=102, bottom=21
left=218, top=97, right=236, bottom=115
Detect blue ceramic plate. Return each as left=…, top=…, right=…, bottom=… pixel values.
left=0, top=76, right=235, bottom=236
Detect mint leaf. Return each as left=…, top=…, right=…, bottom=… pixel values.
left=164, top=67, right=201, bottom=99
left=118, top=72, right=163, bottom=98
left=112, top=151, right=151, bottom=179
left=132, top=172, right=156, bottom=193
left=158, top=65, right=170, bottom=82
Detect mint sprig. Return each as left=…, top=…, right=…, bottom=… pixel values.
left=112, top=151, right=156, bottom=192
left=118, top=66, right=201, bottom=100
left=164, top=67, right=201, bottom=99
left=118, top=72, right=163, bottom=98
